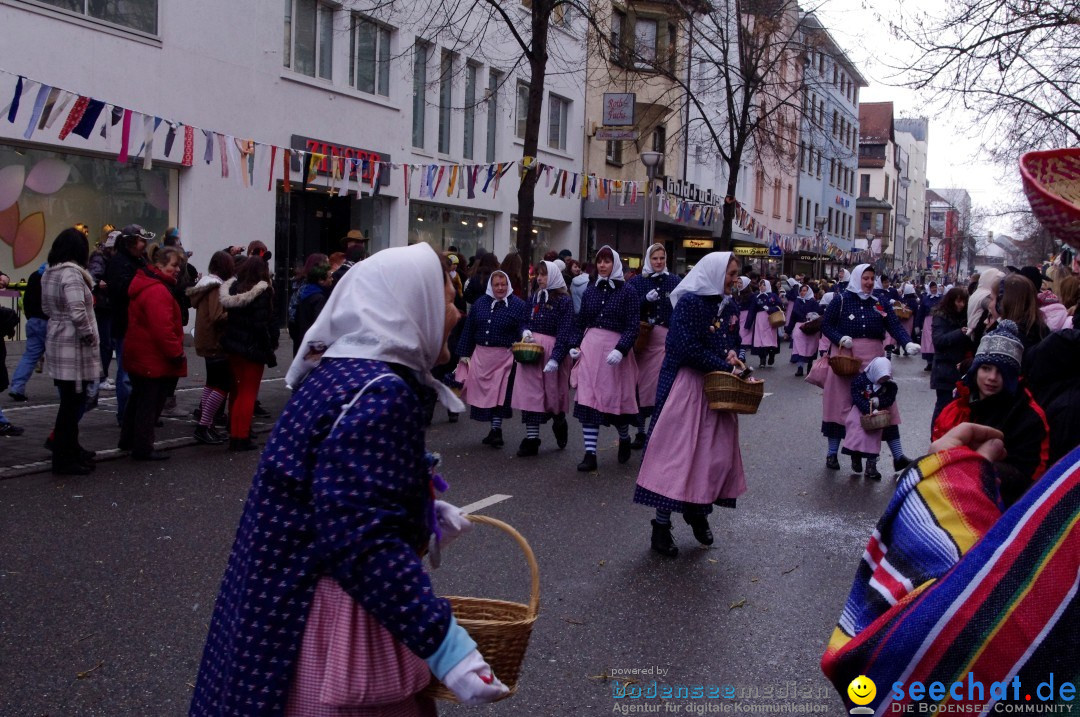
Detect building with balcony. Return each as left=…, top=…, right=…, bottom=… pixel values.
left=856, top=101, right=899, bottom=272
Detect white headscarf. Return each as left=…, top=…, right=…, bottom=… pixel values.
left=838, top=268, right=850, bottom=282
left=285, top=243, right=464, bottom=411
left=737, top=276, right=751, bottom=292
left=820, top=291, right=835, bottom=307
left=874, top=277, right=883, bottom=291
left=594, top=245, right=625, bottom=285
left=485, top=270, right=511, bottom=307
left=641, top=243, right=668, bottom=277
left=846, top=263, right=873, bottom=300
left=865, top=356, right=893, bottom=388
left=902, top=282, right=916, bottom=296
left=798, top=284, right=813, bottom=301
left=536, top=260, right=566, bottom=304
left=760, top=279, right=773, bottom=294
left=669, top=251, right=734, bottom=307
left=967, top=268, right=1003, bottom=332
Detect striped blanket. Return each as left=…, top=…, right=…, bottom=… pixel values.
left=823, top=444, right=1080, bottom=712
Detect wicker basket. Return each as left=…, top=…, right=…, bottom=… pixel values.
left=703, top=371, right=765, bottom=414
left=1020, top=148, right=1080, bottom=249
left=634, top=321, right=654, bottom=353
left=424, top=515, right=540, bottom=702
left=768, top=311, right=786, bottom=328
left=860, top=411, right=891, bottom=431
left=511, top=341, right=544, bottom=364
left=893, top=304, right=913, bottom=320
left=799, top=317, right=822, bottom=335
left=828, top=354, right=862, bottom=376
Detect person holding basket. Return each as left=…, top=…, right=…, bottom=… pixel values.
left=842, top=357, right=899, bottom=481
left=787, top=283, right=822, bottom=377
left=820, top=264, right=920, bottom=472
left=191, top=244, right=509, bottom=716
left=634, top=252, right=749, bottom=558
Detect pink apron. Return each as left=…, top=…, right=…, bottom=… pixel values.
left=752, top=310, right=779, bottom=349
left=634, top=325, right=668, bottom=409
left=821, top=338, right=885, bottom=425
left=843, top=402, right=901, bottom=455
left=885, top=315, right=914, bottom=349
left=572, top=328, right=639, bottom=416
left=920, top=315, right=934, bottom=354
left=510, top=332, right=570, bottom=414
left=792, top=321, right=818, bottom=358
left=739, top=310, right=753, bottom=346
left=462, top=345, right=514, bottom=409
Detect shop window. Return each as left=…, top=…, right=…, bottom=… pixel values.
left=486, top=70, right=500, bottom=163
left=548, top=95, right=569, bottom=151
left=516, top=82, right=530, bottom=139
left=463, top=63, right=478, bottom=160
left=438, top=50, right=454, bottom=155
left=24, top=0, right=158, bottom=34
left=409, top=203, right=493, bottom=260
left=285, top=0, right=334, bottom=80
left=350, top=15, right=391, bottom=97
left=412, top=42, right=428, bottom=148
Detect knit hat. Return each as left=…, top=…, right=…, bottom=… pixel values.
left=968, top=319, right=1024, bottom=394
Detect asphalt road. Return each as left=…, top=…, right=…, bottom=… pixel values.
left=0, top=345, right=936, bottom=717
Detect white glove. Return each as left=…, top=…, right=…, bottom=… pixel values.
left=521, top=330, right=534, bottom=343
left=905, top=341, right=922, bottom=355
left=569, top=348, right=581, bottom=360
left=460, top=356, right=470, bottom=365
left=434, top=500, right=472, bottom=549
left=839, top=336, right=854, bottom=349
left=442, top=649, right=510, bottom=705
left=645, top=288, right=660, bottom=302
left=606, top=349, right=623, bottom=365
left=543, top=359, right=559, bottom=373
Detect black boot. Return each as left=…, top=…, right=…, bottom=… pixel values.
left=893, top=455, right=912, bottom=472
left=482, top=428, right=504, bottom=447
left=448, top=411, right=459, bottom=423
left=759, top=357, right=767, bottom=368
left=618, top=437, right=632, bottom=464
left=577, top=452, right=597, bottom=472
left=768, top=350, right=776, bottom=366
left=650, top=520, right=679, bottom=557
left=825, top=454, right=840, bottom=470
left=195, top=425, right=226, bottom=445
left=851, top=454, right=863, bottom=473
left=516, top=437, right=540, bottom=457
left=795, top=366, right=804, bottom=377
left=552, top=414, right=568, bottom=449
left=630, top=432, right=647, bottom=450
left=684, top=513, right=714, bottom=546
left=864, top=459, right=882, bottom=481
left=228, top=437, right=259, bottom=452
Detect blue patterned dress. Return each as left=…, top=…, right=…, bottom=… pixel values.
left=455, top=294, right=528, bottom=421
left=745, top=290, right=782, bottom=357
left=190, top=359, right=451, bottom=716
left=572, top=279, right=640, bottom=426
left=521, top=291, right=574, bottom=424
left=627, top=272, right=681, bottom=328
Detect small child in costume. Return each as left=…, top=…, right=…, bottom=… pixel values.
left=842, top=357, right=898, bottom=481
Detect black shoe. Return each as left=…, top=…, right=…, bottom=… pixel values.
left=851, top=455, right=863, bottom=473
left=684, top=513, right=714, bottom=546
left=132, top=450, right=170, bottom=461
left=795, top=366, right=804, bottom=377
left=631, top=432, right=646, bottom=450
left=865, top=463, right=882, bottom=481
left=577, top=452, right=597, bottom=472
left=482, top=428, right=504, bottom=448
left=117, top=440, right=132, bottom=452
left=228, top=437, right=259, bottom=452
left=758, top=359, right=766, bottom=368
left=0, top=422, right=24, bottom=436
left=448, top=412, right=459, bottom=423
left=923, top=363, right=932, bottom=372
left=52, top=462, right=93, bottom=475
left=825, top=454, right=840, bottom=470
left=768, top=352, right=775, bottom=366
left=552, top=415, right=568, bottom=449
left=516, top=437, right=540, bottom=457
left=618, top=437, right=632, bottom=464
left=194, top=425, right=226, bottom=445
left=253, top=402, right=270, bottom=417
left=8, top=392, right=27, bottom=402
left=79, top=446, right=95, bottom=461
left=650, top=520, right=679, bottom=557
left=893, top=455, right=912, bottom=472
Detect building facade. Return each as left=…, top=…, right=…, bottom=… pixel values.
left=856, top=101, right=899, bottom=272
left=894, top=117, right=929, bottom=273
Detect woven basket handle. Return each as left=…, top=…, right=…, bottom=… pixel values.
left=464, top=514, right=541, bottom=619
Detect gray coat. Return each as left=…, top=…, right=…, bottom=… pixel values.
left=42, top=263, right=101, bottom=383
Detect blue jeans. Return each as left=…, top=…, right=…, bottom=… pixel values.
left=114, top=336, right=132, bottom=423
left=96, top=311, right=113, bottom=378
left=9, top=317, right=47, bottom=395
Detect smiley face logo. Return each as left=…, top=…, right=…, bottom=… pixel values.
left=847, top=675, right=877, bottom=706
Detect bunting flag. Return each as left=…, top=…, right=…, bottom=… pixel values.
left=4, top=75, right=25, bottom=122
left=202, top=129, right=214, bottom=164
left=282, top=148, right=291, bottom=193
left=117, top=109, right=133, bottom=163
left=57, top=95, right=89, bottom=140
left=22, top=83, right=51, bottom=140
left=267, top=145, right=278, bottom=191
left=182, top=125, right=194, bottom=167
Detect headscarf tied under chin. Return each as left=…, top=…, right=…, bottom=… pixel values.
left=865, top=356, right=893, bottom=389
left=594, top=245, right=625, bottom=285
left=642, top=243, right=668, bottom=277
left=485, top=270, right=511, bottom=309
left=669, top=251, right=734, bottom=307
left=284, top=243, right=464, bottom=412
left=536, top=260, right=566, bottom=304
left=847, top=263, right=873, bottom=300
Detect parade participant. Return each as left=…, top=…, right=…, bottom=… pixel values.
left=511, top=261, right=574, bottom=456
left=787, top=283, right=821, bottom=376
left=916, top=281, right=942, bottom=371
left=842, top=357, right=898, bottom=480
left=463, top=252, right=500, bottom=304
left=933, top=320, right=1049, bottom=507
left=192, top=243, right=508, bottom=716
left=817, top=291, right=835, bottom=356
left=188, top=251, right=234, bottom=445
left=784, top=278, right=800, bottom=329
left=455, top=270, right=528, bottom=448
left=745, top=279, right=781, bottom=367
left=736, top=277, right=755, bottom=353
left=634, top=251, right=746, bottom=557
left=570, top=246, right=640, bottom=472
left=820, top=264, right=920, bottom=471
left=893, top=281, right=920, bottom=354
left=930, top=287, right=973, bottom=425
left=834, top=268, right=850, bottom=292
left=627, top=243, right=681, bottom=449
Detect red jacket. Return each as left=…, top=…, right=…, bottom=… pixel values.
left=123, top=267, right=187, bottom=379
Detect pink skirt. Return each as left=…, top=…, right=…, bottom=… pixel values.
left=792, top=321, right=818, bottom=358
left=739, top=310, right=753, bottom=346
left=463, top=345, right=514, bottom=410
left=842, top=403, right=901, bottom=455
left=286, top=578, right=435, bottom=717
left=920, top=315, right=934, bottom=354
left=818, top=332, right=832, bottom=354
left=572, top=328, right=639, bottom=416
left=822, top=338, right=885, bottom=425
left=752, top=311, right=779, bottom=349
left=510, top=332, right=570, bottom=414
left=784, top=303, right=795, bottom=325
left=636, top=368, right=746, bottom=505
left=885, top=316, right=914, bottom=348
left=635, top=325, right=668, bottom=409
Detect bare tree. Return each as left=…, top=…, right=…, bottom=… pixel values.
left=890, top=0, right=1080, bottom=162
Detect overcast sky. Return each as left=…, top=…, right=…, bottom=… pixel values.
left=813, top=0, right=1021, bottom=238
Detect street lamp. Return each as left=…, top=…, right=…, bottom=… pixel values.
left=640, top=150, right=663, bottom=263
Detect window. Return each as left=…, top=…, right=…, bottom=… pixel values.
left=285, top=0, right=333, bottom=80
left=875, top=213, right=885, bottom=234
left=859, top=173, right=870, bottom=196
left=815, top=151, right=822, bottom=178
left=486, top=71, right=500, bottom=163
left=548, top=95, right=569, bottom=151
left=884, top=174, right=890, bottom=201
left=860, top=211, right=871, bottom=233
left=463, top=63, right=477, bottom=160
left=667, top=22, right=678, bottom=72
left=438, top=51, right=454, bottom=154
left=798, top=142, right=805, bottom=172
left=412, top=42, right=428, bottom=148
left=828, top=207, right=834, bottom=233
left=634, top=17, right=658, bottom=68
left=31, top=0, right=158, bottom=34
left=606, top=140, right=623, bottom=165
left=515, top=82, right=530, bottom=139
left=610, top=8, right=626, bottom=61
left=652, top=125, right=667, bottom=175
left=786, top=184, right=793, bottom=222
left=829, top=159, right=835, bottom=186
left=797, top=195, right=803, bottom=226
left=350, top=15, right=391, bottom=96
left=754, top=169, right=765, bottom=212
left=773, top=178, right=782, bottom=218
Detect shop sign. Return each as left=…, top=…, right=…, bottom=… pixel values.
left=290, top=135, right=391, bottom=185
left=664, top=177, right=721, bottom=207
left=602, top=93, right=635, bottom=126
left=733, top=246, right=769, bottom=257
left=595, top=128, right=638, bottom=141
left=682, top=238, right=714, bottom=249
left=834, top=194, right=851, bottom=208
left=792, top=253, right=819, bottom=261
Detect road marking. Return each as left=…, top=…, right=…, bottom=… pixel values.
left=460, top=494, right=512, bottom=514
